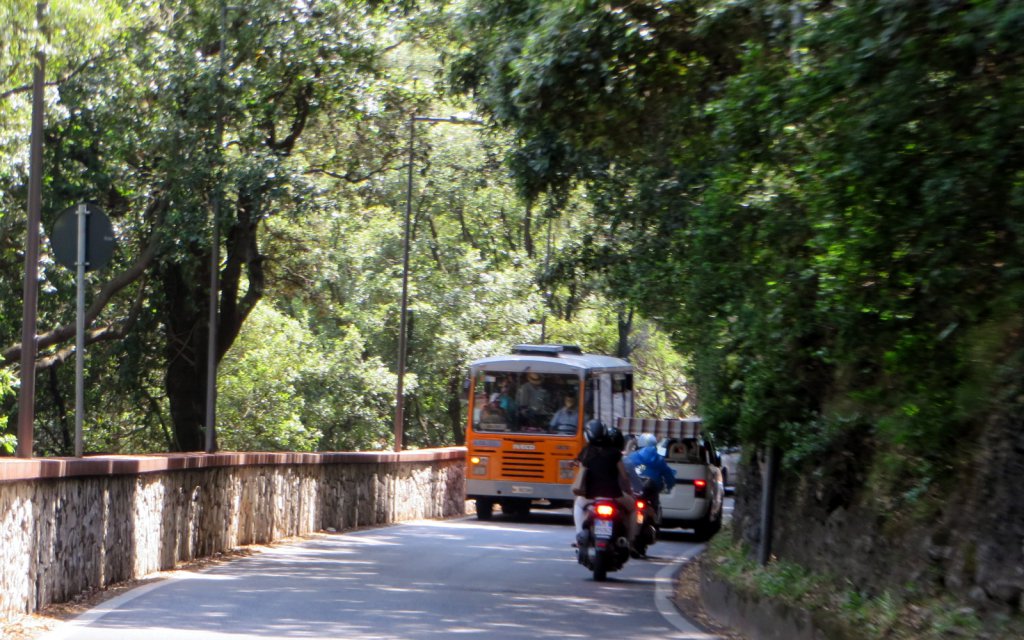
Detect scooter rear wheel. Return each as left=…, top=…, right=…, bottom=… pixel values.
left=592, top=554, right=608, bottom=581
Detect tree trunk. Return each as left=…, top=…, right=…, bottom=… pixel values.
left=47, top=366, right=72, bottom=456
left=616, top=307, right=635, bottom=359
left=160, top=257, right=210, bottom=452
left=160, top=190, right=266, bottom=452
left=523, top=200, right=534, bottom=258
left=447, top=370, right=465, bottom=445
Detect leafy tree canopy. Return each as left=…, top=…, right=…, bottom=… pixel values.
left=450, top=0, right=1024, bottom=490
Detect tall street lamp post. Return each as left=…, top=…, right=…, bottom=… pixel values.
left=394, top=114, right=482, bottom=452
left=204, top=1, right=230, bottom=453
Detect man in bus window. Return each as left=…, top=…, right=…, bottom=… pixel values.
left=516, top=372, right=549, bottom=427
left=549, top=393, right=579, bottom=434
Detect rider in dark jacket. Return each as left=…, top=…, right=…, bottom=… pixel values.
left=579, top=441, right=624, bottom=499
left=573, top=420, right=634, bottom=541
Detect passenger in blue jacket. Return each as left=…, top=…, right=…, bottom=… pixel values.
left=624, top=433, right=676, bottom=493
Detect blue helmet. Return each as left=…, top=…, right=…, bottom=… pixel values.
left=637, top=433, right=657, bottom=449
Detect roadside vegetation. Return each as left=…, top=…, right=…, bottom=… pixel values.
left=707, top=527, right=1024, bottom=640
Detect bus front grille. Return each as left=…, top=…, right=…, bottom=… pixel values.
left=501, top=453, right=545, bottom=479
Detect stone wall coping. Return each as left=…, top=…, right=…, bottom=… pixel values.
left=0, top=447, right=467, bottom=483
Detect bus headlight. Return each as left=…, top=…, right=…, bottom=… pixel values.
left=471, top=456, right=489, bottom=476
left=559, top=460, right=576, bottom=480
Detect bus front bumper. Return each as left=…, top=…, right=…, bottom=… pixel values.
left=466, top=479, right=575, bottom=502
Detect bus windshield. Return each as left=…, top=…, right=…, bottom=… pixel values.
left=472, top=370, right=585, bottom=435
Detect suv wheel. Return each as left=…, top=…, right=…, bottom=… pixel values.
left=692, top=508, right=722, bottom=542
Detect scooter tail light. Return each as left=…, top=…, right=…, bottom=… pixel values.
left=595, top=503, right=615, bottom=518
left=635, top=499, right=646, bottom=511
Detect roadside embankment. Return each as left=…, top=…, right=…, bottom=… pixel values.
left=694, top=526, right=1024, bottom=640
left=699, top=560, right=856, bottom=640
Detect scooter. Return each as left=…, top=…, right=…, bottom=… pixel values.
left=631, top=479, right=661, bottom=558
left=577, top=498, right=632, bottom=581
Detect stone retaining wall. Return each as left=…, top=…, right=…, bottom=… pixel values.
left=0, top=448, right=466, bottom=617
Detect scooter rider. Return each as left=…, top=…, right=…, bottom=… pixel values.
left=573, top=420, right=634, bottom=544
left=625, top=432, right=677, bottom=495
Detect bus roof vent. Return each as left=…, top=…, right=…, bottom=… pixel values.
left=512, top=344, right=583, bottom=356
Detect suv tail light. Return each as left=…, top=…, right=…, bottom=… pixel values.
left=693, top=478, right=707, bottom=499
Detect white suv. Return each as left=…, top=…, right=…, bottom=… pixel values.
left=657, top=437, right=725, bottom=541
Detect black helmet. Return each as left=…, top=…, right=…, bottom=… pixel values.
left=584, top=419, right=606, bottom=443
left=607, top=426, right=625, bottom=451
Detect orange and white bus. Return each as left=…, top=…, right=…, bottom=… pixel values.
left=465, top=344, right=634, bottom=519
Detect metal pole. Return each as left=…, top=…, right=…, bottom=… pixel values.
left=16, top=1, right=47, bottom=459
left=204, top=204, right=220, bottom=453
left=204, top=1, right=228, bottom=454
left=74, top=204, right=87, bottom=457
left=394, top=115, right=415, bottom=452
left=392, top=114, right=481, bottom=451
left=540, top=217, right=552, bottom=343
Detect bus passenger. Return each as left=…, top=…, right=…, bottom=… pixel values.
left=516, top=372, right=549, bottom=412
left=494, top=378, right=517, bottom=416
left=516, top=372, right=550, bottom=429
left=478, top=397, right=505, bottom=426
left=549, top=394, right=580, bottom=434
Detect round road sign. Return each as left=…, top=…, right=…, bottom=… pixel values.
left=50, top=203, right=116, bottom=272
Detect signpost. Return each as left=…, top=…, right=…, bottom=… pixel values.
left=50, top=203, right=116, bottom=456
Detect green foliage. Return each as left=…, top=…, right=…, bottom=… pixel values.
left=545, top=304, right=697, bottom=420
left=709, top=528, right=832, bottom=602
left=0, top=0, right=133, bottom=176
left=451, top=0, right=1024, bottom=492
left=2, top=0, right=593, bottom=454
left=780, top=414, right=864, bottom=468
left=263, top=94, right=546, bottom=448
left=0, top=368, right=14, bottom=454
left=1, top=0, right=432, bottom=452
left=217, top=304, right=320, bottom=451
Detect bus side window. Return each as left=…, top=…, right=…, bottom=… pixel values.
left=583, top=376, right=596, bottom=421
left=473, top=375, right=495, bottom=423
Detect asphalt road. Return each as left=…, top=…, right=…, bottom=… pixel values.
left=38, top=510, right=723, bottom=640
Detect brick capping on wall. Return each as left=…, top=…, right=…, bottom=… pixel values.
left=0, top=447, right=467, bottom=483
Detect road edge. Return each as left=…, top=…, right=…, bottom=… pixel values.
left=656, top=545, right=723, bottom=639
left=32, top=573, right=184, bottom=640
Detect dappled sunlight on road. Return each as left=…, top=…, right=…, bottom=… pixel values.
left=39, top=514, right=711, bottom=640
